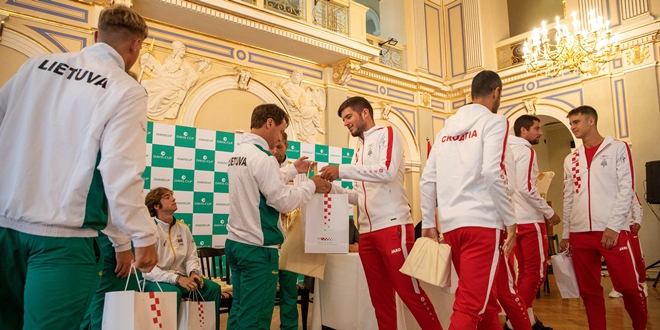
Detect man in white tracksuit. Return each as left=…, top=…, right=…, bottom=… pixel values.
left=225, top=104, right=329, bottom=329
left=320, top=96, right=442, bottom=330
left=420, top=70, right=517, bottom=330
left=560, top=105, right=647, bottom=329
left=0, top=6, right=158, bottom=330
left=504, top=115, right=560, bottom=330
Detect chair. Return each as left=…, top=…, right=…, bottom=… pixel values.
left=197, top=247, right=232, bottom=314
left=537, top=234, right=560, bottom=298
left=274, top=275, right=310, bottom=330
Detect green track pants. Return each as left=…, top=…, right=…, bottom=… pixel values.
left=225, top=239, right=279, bottom=330
left=278, top=270, right=299, bottom=330
left=0, top=227, right=101, bottom=330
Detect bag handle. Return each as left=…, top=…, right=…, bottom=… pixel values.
left=123, top=263, right=165, bottom=293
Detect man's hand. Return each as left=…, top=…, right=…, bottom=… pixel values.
left=631, top=223, right=641, bottom=233
left=134, top=244, right=158, bottom=273
left=502, top=224, right=517, bottom=256
left=177, top=276, right=199, bottom=292
left=319, top=165, right=339, bottom=182
left=293, top=156, right=315, bottom=174
left=115, top=250, right=135, bottom=279
left=310, top=176, right=332, bottom=193
left=421, top=228, right=440, bottom=243
left=560, top=239, right=570, bottom=252
left=349, top=243, right=359, bottom=253
left=601, top=228, right=619, bottom=249
left=190, top=272, right=204, bottom=289
left=545, top=213, right=561, bottom=226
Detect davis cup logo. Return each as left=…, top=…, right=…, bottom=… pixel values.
left=221, top=178, right=226, bottom=183
left=160, top=151, right=166, bottom=156
left=203, top=155, right=207, bottom=160
left=201, top=198, right=206, bottom=203
left=223, top=137, right=227, bottom=142
left=220, top=220, right=225, bottom=224
left=181, top=175, right=186, bottom=180
left=183, top=132, right=188, bottom=137
left=290, top=146, right=295, bottom=150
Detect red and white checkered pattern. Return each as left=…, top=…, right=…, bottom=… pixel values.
left=323, top=194, right=332, bottom=231
left=197, top=301, right=205, bottom=329
left=148, top=292, right=164, bottom=329
left=571, top=152, right=581, bottom=194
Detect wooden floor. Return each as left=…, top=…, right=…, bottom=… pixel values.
left=219, top=274, right=660, bottom=329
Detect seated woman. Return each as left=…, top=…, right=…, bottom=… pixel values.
left=143, top=187, right=221, bottom=330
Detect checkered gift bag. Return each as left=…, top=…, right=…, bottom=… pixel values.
left=178, top=291, right=216, bottom=330
left=102, top=268, right=177, bottom=330
left=302, top=193, right=349, bottom=253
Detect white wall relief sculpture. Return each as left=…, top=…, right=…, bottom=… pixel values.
left=140, top=40, right=211, bottom=120
left=272, top=69, right=326, bottom=143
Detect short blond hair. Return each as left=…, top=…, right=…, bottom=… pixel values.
left=98, top=5, right=148, bottom=41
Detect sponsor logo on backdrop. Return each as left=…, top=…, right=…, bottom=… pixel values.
left=195, top=198, right=212, bottom=207
left=174, top=175, right=193, bottom=184
left=155, top=133, right=172, bottom=138
left=153, top=150, right=173, bottom=160
left=176, top=132, right=195, bottom=141
left=196, top=155, right=214, bottom=164
left=199, top=138, right=214, bottom=143
left=196, top=180, right=212, bottom=185
left=176, top=157, right=192, bottom=162
left=153, top=177, right=171, bottom=183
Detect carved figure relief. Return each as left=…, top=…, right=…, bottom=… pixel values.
left=140, top=41, right=211, bottom=120
left=272, top=69, right=326, bottom=143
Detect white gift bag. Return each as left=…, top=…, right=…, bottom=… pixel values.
left=102, top=267, right=177, bottom=330
left=551, top=250, right=580, bottom=299
left=399, top=238, right=452, bottom=287
left=178, top=291, right=216, bottom=330
left=302, top=193, right=349, bottom=253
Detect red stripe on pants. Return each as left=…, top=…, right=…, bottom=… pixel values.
left=628, top=226, right=646, bottom=284
left=359, top=224, right=442, bottom=330
left=496, top=249, right=531, bottom=330
left=514, top=223, right=548, bottom=307
left=443, top=227, right=502, bottom=330
left=570, top=231, right=647, bottom=330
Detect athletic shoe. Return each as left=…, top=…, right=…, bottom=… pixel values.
left=609, top=288, right=623, bottom=298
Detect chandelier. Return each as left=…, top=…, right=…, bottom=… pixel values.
left=522, top=9, right=620, bottom=77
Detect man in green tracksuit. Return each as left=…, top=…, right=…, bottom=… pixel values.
left=0, top=6, right=158, bottom=330
left=225, top=104, right=330, bottom=329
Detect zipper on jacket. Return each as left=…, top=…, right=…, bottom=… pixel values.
left=360, top=145, right=373, bottom=232
left=587, top=167, right=592, bottom=231
left=167, top=225, right=177, bottom=270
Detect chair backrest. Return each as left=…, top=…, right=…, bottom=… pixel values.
left=197, top=247, right=231, bottom=284
left=548, top=234, right=560, bottom=256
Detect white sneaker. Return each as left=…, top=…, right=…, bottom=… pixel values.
left=609, top=288, right=623, bottom=298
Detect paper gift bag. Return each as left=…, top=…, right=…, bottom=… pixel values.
left=399, top=237, right=452, bottom=287
left=551, top=251, right=580, bottom=298
left=302, top=194, right=349, bottom=254
left=102, top=290, right=177, bottom=330
left=178, top=297, right=216, bottom=330
left=280, top=209, right=327, bottom=279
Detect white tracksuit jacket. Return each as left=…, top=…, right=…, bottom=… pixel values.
left=562, top=136, right=634, bottom=238
left=420, top=104, right=516, bottom=233
left=144, top=218, right=202, bottom=284
left=0, top=43, right=156, bottom=248
left=226, top=133, right=315, bottom=247
left=507, top=136, right=554, bottom=223
left=330, top=125, right=412, bottom=234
